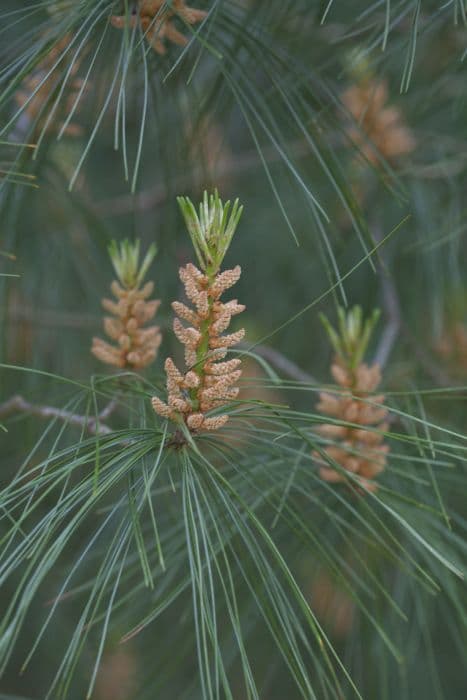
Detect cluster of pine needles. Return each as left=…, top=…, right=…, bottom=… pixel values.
left=0, top=2, right=466, bottom=700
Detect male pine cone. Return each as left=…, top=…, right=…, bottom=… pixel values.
left=342, top=78, right=415, bottom=164
left=92, top=279, right=162, bottom=370
left=15, top=33, right=86, bottom=137
left=314, top=361, right=389, bottom=491
left=152, top=262, right=245, bottom=432
left=111, top=0, right=207, bottom=55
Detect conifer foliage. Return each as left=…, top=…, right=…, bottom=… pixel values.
left=0, top=2, right=466, bottom=700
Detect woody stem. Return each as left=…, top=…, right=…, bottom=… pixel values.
left=189, top=268, right=217, bottom=410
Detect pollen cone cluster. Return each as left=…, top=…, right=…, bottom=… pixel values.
left=152, top=262, right=245, bottom=432
left=314, top=361, right=389, bottom=491
left=92, top=280, right=161, bottom=370
left=342, top=78, right=415, bottom=163
left=15, top=34, right=86, bottom=136
left=435, top=322, right=467, bottom=375
left=111, top=0, right=207, bottom=55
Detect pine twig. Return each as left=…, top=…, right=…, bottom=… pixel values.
left=243, top=343, right=317, bottom=384
left=372, top=224, right=401, bottom=368
left=0, top=395, right=116, bottom=434
left=373, top=266, right=401, bottom=367
left=371, top=224, right=453, bottom=384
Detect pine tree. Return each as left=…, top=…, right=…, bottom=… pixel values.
left=0, top=2, right=466, bottom=699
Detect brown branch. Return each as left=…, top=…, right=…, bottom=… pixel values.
left=0, top=395, right=116, bottom=434
left=373, top=264, right=401, bottom=368
left=241, top=343, right=317, bottom=384
left=5, top=306, right=99, bottom=329
left=4, top=305, right=173, bottom=332
left=372, top=224, right=401, bottom=368
left=370, top=225, right=453, bottom=386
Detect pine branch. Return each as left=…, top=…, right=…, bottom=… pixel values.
left=371, top=224, right=455, bottom=385
left=242, top=343, right=317, bottom=384
left=372, top=224, right=401, bottom=368
left=373, top=263, right=401, bottom=368
left=0, top=395, right=116, bottom=434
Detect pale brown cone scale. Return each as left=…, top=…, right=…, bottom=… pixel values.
left=92, top=281, right=161, bottom=370
left=342, top=79, right=415, bottom=164
left=152, top=263, right=245, bottom=433
left=314, top=361, right=389, bottom=491
left=111, top=0, right=207, bottom=55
